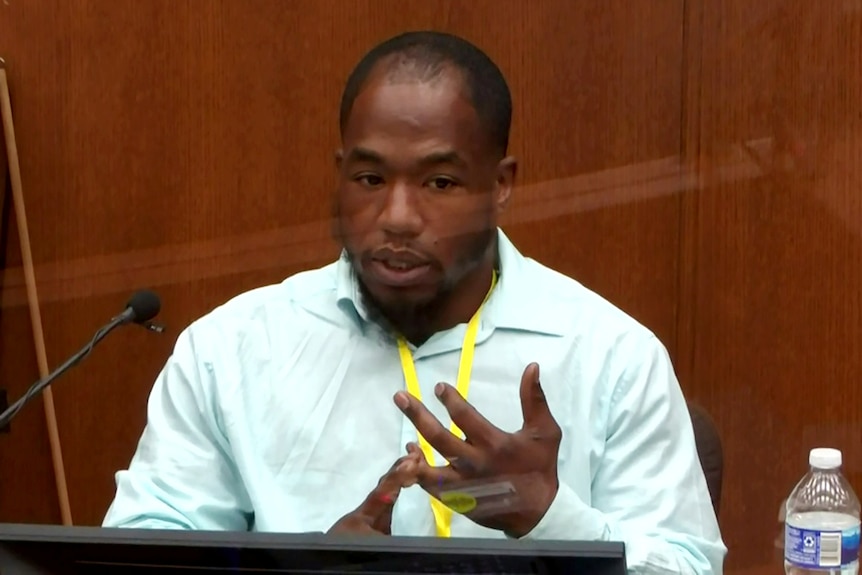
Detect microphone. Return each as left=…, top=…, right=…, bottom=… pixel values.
left=0, top=290, right=164, bottom=429
left=112, top=289, right=164, bottom=333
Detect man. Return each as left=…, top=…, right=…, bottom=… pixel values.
left=104, top=31, right=726, bottom=574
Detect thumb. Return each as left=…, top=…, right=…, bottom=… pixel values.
left=519, top=362, right=554, bottom=429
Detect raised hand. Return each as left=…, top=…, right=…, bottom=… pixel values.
left=393, top=362, right=562, bottom=538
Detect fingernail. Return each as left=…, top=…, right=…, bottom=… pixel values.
left=434, top=383, right=444, bottom=397
left=394, top=392, right=410, bottom=409
left=379, top=493, right=394, bottom=504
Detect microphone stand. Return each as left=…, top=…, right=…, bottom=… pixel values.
left=0, top=315, right=161, bottom=430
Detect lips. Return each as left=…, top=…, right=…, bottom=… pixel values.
left=368, top=249, right=434, bottom=287
left=380, top=259, right=423, bottom=271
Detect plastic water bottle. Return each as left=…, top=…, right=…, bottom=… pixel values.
left=785, top=448, right=861, bottom=574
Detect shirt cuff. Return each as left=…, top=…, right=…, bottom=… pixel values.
left=516, top=482, right=610, bottom=541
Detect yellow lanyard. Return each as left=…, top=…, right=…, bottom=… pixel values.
left=396, top=270, right=497, bottom=538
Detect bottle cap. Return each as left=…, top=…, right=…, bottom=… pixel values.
left=809, top=447, right=842, bottom=469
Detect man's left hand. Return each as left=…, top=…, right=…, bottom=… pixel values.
left=392, top=362, right=562, bottom=538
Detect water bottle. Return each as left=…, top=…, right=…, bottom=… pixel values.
left=785, top=448, right=861, bottom=574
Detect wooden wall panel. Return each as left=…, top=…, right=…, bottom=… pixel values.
left=0, top=0, right=687, bottom=531
left=0, top=203, right=60, bottom=525
left=499, top=1, right=685, bottom=348
left=681, top=1, right=862, bottom=571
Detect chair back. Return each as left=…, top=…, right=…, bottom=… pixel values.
left=688, top=402, right=723, bottom=514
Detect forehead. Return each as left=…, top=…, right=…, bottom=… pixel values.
left=342, top=70, right=489, bottom=163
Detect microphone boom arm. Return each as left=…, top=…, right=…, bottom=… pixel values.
left=0, top=291, right=163, bottom=429
left=0, top=317, right=124, bottom=429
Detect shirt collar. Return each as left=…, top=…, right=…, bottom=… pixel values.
left=484, top=229, right=567, bottom=336
left=334, top=228, right=567, bottom=337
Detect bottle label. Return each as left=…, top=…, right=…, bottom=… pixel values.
left=785, top=523, right=861, bottom=568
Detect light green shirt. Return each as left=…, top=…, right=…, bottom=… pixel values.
left=103, top=229, right=726, bottom=574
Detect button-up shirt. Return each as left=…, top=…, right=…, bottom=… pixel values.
left=103, top=229, right=726, bottom=574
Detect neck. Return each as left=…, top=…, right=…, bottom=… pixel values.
left=398, top=247, right=497, bottom=346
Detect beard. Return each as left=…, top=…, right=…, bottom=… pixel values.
left=338, top=227, right=497, bottom=340
left=349, top=255, right=446, bottom=337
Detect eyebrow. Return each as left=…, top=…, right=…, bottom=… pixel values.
left=345, top=147, right=385, bottom=165
left=420, top=150, right=467, bottom=168
left=345, top=147, right=467, bottom=168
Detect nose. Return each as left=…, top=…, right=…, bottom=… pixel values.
left=378, top=182, right=422, bottom=237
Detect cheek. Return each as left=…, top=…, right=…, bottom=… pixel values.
left=335, top=192, right=395, bottom=253
left=337, top=190, right=379, bottom=230
left=426, top=201, right=494, bottom=240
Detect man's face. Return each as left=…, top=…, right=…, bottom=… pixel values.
left=335, top=68, right=514, bottom=322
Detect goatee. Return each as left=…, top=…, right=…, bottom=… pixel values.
left=342, top=250, right=451, bottom=340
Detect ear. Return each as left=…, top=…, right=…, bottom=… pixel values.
left=494, top=156, right=517, bottom=214
left=335, top=149, right=344, bottom=171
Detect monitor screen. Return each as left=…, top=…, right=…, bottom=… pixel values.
left=0, top=524, right=626, bottom=575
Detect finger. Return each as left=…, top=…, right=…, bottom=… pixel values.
left=394, top=391, right=474, bottom=460
left=433, top=382, right=504, bottom=447
left=409, top=441, right=478, bottom=476
left=398, top=450, right=424, bottom=488
left=405, top=442, right=459, bottom=493
left=415, top=462, right=462, bottom=498
left=518, top=363, right=555, bottom=429
left=405, top=441, right=427, bottom=463
left=359, top=456, right=420, bottom=519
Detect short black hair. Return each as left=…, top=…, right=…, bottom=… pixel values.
left=339, top=31, right=512, bottom=156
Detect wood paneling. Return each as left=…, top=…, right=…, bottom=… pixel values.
left=10, top=1, right=861, bottom=573
left=500, top=0, right=685, bottom=349
left=681, top=0, right=862, bottom=571
left=0, top=0, right=685, bottom=530
left=0, top=204, right=61, bottom=525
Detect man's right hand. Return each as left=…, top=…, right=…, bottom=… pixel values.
left=327, top=452, right=422, bottom=535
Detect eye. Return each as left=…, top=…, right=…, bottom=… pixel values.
left=427, top=176, right=458, bottom=191
left=355, top=174, right=384, bottom=188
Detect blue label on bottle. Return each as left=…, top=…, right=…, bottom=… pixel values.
left=785, top=524, right=861, bottom=568
left=842, top=524, right=861, bottom=566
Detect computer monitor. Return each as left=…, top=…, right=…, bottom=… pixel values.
left=0, top=523, right=626, bottom=574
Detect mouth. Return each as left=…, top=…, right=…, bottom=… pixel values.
left=368, top=256, right=434, bottom=288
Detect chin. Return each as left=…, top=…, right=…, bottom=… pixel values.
left=359, top=277, right=442, bottom=324
left=370, top=284, right=438, bottom=311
